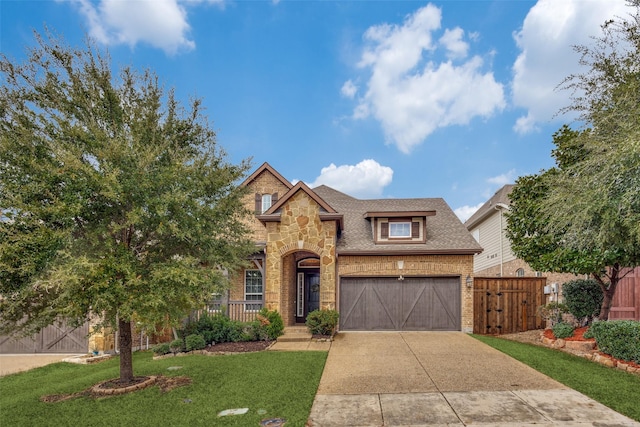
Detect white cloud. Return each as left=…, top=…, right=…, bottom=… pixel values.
left=352, top=3, right=505, bottom=153
left=455, top=203, right=484, bottom=223
left=487, top=169, right=516, bottom=187
left=70, top=0, right=223, bottom=55
left=512, top=0, right=629, bottom=133
left=308, top=159, right=393, bottom=198
left=439, top=27, right=468, bottom=59
left=341, top=80, right=358, bottom=99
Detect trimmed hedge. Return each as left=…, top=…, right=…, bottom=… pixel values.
left=306, top=309, right=339, bottom=336
left=562, top=279, right=603, bottom=324
left=552, top=321, right=575, bottom=339
left=585, top=320, right=640, bottom=364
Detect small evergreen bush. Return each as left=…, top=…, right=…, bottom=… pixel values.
left=586, top=320, right=640, bottom=364
left=152, top=343, right=171, bottom=355
left=185, top=334, right=206, bottom=351
left=552, top=321, right=575, bottom=339
left=306, top=309, right=339, bottom=336
left=169, top=339, right=184, bottom=354
left=258, top=308, right=284, bottom=340
left=562, top=279, right=603, bottom=325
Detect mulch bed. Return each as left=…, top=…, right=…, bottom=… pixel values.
left=41, top=375, right=192, bottom=403
left=542, top=326, right=595, bottom=342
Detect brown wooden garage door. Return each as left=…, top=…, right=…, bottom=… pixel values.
left=339, top=277, right=461, bottom=331
left=0, top=321, right=89, bottom=354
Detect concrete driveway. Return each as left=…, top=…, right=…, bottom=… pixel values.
left=308, top=332, right=640, bottom=426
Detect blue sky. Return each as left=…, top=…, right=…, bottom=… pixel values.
left=1, top=0, right=631, bottom=221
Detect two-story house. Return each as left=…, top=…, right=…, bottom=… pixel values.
left=225, top=163, right=482, bottom=332
left=465, top=185, right=639, bottom=321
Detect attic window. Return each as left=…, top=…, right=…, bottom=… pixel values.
left=261, top=194, right=272, bottom=213
left=389, top=222, right=411, bottom=238
left=377, top=218, right=423, bottom=243
left=255, top=192, right=278, bottom=214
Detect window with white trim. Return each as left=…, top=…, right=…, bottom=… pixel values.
left=516, top=268, right=525, bottom=277
left=244, top=270, right=263, bottom=311
left=389, top=222, right=411, bottom=238
left=261, top=194, right=272, bottom=213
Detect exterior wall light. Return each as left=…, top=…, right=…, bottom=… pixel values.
left=466, top=275, right=473, bottom=289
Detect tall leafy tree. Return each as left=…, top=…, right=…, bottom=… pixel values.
left=506, top=2, right=640, bottom=320
left=0, top=30, right=255, bottom=382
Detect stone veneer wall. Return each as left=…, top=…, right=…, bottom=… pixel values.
left=242, top=170, right=292, bottom=242
left=263, top=191, right=337, bottom=325
left=337, top=254, right=475, bottom=333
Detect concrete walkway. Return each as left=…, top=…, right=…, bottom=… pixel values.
left=307, top=332, right=640, bottom=426
left=0, top=354, right=80, bottom=377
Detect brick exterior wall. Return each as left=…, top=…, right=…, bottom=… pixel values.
left=338, top=254, right=475, bottom=333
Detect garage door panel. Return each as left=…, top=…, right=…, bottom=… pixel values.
left=340, top=277, right=460, bottom=331
left=340, top=281, right=368, bottom=330
left=368, top=281, right=401, bottom=330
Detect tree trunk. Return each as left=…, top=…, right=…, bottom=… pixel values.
left=594, top=265, right=619, bottom=321
left=118, top=318, right=134, bottom=383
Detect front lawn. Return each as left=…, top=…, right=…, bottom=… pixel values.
left=473, top=334, right=640, bottom=422
left=0, top=350, right=327, bottom=427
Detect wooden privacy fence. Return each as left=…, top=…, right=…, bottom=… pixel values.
left=610, top=267, right=640, bottom=321
left=473, top=277, right=547, bottom=334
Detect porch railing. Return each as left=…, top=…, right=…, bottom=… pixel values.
left=195, top=300, right=264, bottom=323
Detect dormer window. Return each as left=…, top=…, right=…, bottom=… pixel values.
left=389, top=222, right=411, bottom=238
left=365, top=211, right=435, bottom=244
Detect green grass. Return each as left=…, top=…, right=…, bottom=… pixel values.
left=473, top=334, right=640, bottom=422
left=0, top=350, right=327, bottom=427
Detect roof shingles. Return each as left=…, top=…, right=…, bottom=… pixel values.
left=312, top=185, right=482, bottom=255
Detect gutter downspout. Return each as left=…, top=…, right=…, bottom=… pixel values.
left=494, top=203, right=509, bottom=277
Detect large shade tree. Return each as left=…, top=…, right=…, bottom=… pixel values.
left=0, top=30, right=256, bottom=382
left=506, top=2, right=640, bottom=320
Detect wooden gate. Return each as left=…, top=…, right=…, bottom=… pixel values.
left=473, top=277, right=546, bottom=334
left=0, top=321, right=89, bottom=354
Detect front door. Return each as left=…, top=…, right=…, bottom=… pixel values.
left=296, top=270, right=320, bottom=323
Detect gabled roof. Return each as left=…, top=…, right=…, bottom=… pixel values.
left=241, top=162, right=293, bottom=190
left=464, top=184, right=514, bottom=230
left=256, top=181, right=344, bottom=230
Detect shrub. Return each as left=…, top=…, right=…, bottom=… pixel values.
left=256, top=308, right=284, bottom=340
left=152, top=343, right=171, bottom=355
left=185, top=334, right=206, bottom=351
left=586, top=320, right=640, bottom=364
left=552, top=322, right=575, bottom=339
left=169, top=339, right=184, bottom=354
left=306, top=309, right=339, bottom=336
left=562, top=279, right=603, bottom=325
left=538, top=302, right=570, bottom=326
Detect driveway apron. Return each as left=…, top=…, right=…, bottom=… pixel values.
left=308, top=332, right=640, bottom=426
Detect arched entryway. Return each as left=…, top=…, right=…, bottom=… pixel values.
left=295, top=257, right=320, bottom=323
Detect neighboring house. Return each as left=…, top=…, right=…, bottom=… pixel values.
left=465, top=185, right=640, bottom=321
left=225, top=163, right=483, bottom=332
left=464, top=185, right=580, bottom=287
